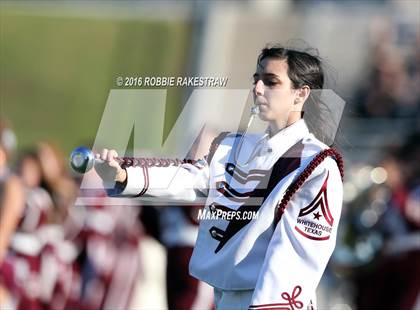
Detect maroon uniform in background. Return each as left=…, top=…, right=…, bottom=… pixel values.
left=66, top=189, right=142, bottom=310
left=160, top=206, right=213, bottom=310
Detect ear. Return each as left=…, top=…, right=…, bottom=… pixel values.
left=294, top=85, right=311, bottom=105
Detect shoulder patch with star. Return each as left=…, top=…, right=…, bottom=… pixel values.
left=294, top=172, right=333, bottom=241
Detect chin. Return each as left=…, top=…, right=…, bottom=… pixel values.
left=257, top=113, right=270, bottom=122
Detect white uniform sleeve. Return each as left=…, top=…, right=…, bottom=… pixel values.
left=108, top=161, right=210, bottom=202
left=249, top=158, right=343, bottom=309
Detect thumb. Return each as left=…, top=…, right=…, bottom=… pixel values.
left=106, top=149, right=122, bottom=169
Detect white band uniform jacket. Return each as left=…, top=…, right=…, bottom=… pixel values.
left=112, top=119, right=343, bottom=309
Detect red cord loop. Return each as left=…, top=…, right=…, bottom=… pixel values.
left=275, top=148, right=344, bottom=223
left=117, top=156, right=202, bottom=169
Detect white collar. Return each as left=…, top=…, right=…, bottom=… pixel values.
left=233, top=119, right=309, bottom=166
left=262, top=119, right=309, bottom=155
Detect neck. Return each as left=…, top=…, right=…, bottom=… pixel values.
left=268, top=116, right=302, bottom=137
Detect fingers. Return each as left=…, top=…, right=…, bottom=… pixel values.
left=107, top=149, right=118, bottom=163
left=100, top=148, right=108, bottom=161
left=98, top=149, right=119, bottom=163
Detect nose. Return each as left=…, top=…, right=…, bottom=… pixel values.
left=254, top=80, right=264, bottom=97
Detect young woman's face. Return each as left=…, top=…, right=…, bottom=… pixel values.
left=253, top=57, right=300, bottom=129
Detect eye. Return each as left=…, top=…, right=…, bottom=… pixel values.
left=265, top=80, right=278, bottom=86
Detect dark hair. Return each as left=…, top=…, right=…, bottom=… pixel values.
left=16, top=149, right=40, bottom=172
left=257, top=45, right=324, bottom=91
left=257, top=43, right=342, bottom=147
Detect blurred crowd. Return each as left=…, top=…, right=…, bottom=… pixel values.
left=355, top=21, right=420, bottom=118
left=327, top=23, right=420, bottom=309
left=326, top=131, right=420, bottom=309
left=0, top=120, right=143, bottom=310
left=0, top=120, right=214, bottom=310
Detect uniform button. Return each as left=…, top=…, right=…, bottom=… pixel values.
left=226, top=164, right=234, bottom=172
left=217, top=182, right=225, bottom=190
left=210, top=229, right=219, bottom=238
left=197, top=159, right=207, bottom=166
left=209, top=204, right=216, bottom=212
left=267, top=147, right=273, bottom=153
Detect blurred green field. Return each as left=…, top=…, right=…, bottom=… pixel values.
left=0, top=8, right=191, bottom=154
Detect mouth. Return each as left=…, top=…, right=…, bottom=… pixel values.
left=253, top=96, right=268, bottom=111
left=255, top=99, right=268, bottom=106
left=256, top=102, right=268, bottom=109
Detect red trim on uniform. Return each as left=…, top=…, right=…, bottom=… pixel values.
left=249, top=285, right=303, bottom=310
left=144, top=166, right=149, bottom=193
left=135, top=166, right=149, bottom=197
left=249, top=304, right=290, bottom=310
left=320, top=182, right=333, bottom=226
left=216, top=181, right=253, bottom=200
left=297, top=172, right=333, bottom=226
left=228, top=164, right=267, bottom=177
left=225, top=163, right=267, bottom=184
left=297, top=173, right=328, bottom=216
left=230, top=171, right=267, bottom=184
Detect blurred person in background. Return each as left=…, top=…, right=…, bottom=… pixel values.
left=37, top=142, right=78, bottom=223
left=340, top=133, right=419, bottom=309
left=17, top=150, right=54, bottom=232
left=65, top=164, right=142, bottom=309
left=355, top=28, right=420, bottom=118
left=0, top=121, right=25, bottom=308
left=4, top=139, right=143, bottom=309
left=1, top=146, right=79, bottom=309
left=0, top=121, right=23, bottom=261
